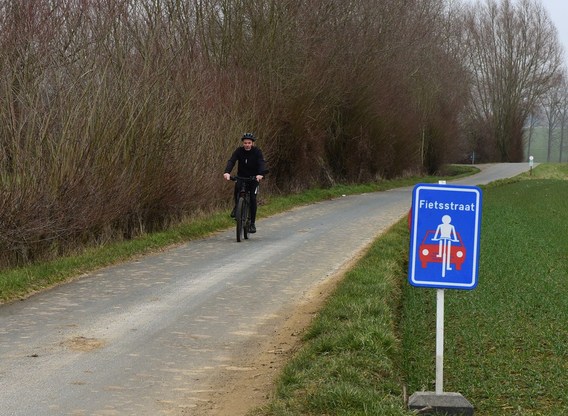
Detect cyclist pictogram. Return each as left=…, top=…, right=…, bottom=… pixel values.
left=433, top=214, right=458, bottom=276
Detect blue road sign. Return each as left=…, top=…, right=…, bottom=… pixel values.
left=409, top=184, right=482, bottom=290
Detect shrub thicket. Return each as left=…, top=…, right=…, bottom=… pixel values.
left=0, top=0, right=470, bottom=266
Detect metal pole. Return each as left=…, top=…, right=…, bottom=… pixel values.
left=436, top=179, right=446, bottom=395
left=436, top=288, right=445, bottom=395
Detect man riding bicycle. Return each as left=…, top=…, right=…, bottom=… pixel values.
left=223, top=133, right=268, bottom=233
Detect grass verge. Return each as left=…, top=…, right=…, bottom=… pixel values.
left=255, top=219, right=413, bottom=416
left=254, top=163, right=568, bottom=416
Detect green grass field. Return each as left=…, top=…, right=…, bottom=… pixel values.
left=256, top=163, right=568, bottom=416
left=525, top=126, right=567, bottom=163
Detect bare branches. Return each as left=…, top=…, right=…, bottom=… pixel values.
left=463, top=0, right=564, bottom=161
left=2, top=0, right=557, bottom=267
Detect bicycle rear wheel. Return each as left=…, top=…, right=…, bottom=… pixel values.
left=236, top=197, right=245, bottom=242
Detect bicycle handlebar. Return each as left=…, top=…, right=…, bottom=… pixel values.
left=230, top=175, right=259, bottom=182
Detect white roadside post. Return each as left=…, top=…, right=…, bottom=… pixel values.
left=407, top=180, right=482, bottom=415
left=529, top=155, right=534, bottom=176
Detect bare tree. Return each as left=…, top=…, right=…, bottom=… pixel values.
left=540, top=91, right=562, bottom=162
left=463, top=0, right=564, bottom=162
left=556, top=74, right=568, bottom=162
left=524, top=108, right=540, bottom=162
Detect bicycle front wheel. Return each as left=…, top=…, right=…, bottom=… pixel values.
left=243, top=198, right=249, bottom=240
left=236, top=197, right=245, bottom=242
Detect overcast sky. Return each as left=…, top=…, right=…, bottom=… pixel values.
left=539, top=0, right=568, bottom=62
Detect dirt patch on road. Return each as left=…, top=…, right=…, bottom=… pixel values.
left=190, top=254, right=362, bottom=416
left=62, top=336, right=106, bottom=352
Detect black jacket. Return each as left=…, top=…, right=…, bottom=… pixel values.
left=224, top=147, right=268, bottom=177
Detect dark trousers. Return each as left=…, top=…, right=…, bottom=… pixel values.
left=234, top=182, right=258, bottom=223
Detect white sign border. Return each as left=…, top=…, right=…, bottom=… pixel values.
left=409, top=185, right=482, bottom=289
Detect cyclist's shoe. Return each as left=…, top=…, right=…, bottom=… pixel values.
left=230, top=207, right=236, bottom=219
left=249, top=223, right=256, bottom=233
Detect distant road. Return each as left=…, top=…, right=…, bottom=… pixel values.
left=0, top=163, right=531, bottom=415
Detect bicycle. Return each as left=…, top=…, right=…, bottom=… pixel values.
left=230, top=176, right=258, bottom=242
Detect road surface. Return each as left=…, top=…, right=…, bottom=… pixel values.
left=0, top=164, right=531, bottom=415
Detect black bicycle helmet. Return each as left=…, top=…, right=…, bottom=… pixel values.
left=241, top=132, right=255, bottom=141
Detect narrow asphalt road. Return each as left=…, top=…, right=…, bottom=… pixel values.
left=0, top=163, right=531, bottom=415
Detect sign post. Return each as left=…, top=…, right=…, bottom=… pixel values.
left=408, top=182, right=481, bottom=415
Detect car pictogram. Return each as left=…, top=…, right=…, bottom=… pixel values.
left=419, top=230, right=466, bottom=271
